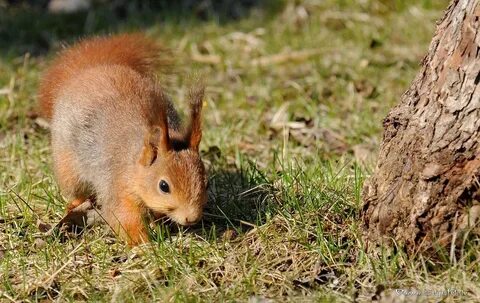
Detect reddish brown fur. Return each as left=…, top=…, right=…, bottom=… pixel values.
left=38, top=33, right=167, bottom=119
left=41, top=33, right=207, bottom=246
left=107, top=188, right=149, bottom=246
left=186, top=87, right=205, bottom=151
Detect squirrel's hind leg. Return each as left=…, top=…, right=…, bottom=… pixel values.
left=66, top=198, right=85, bottom=212
left=66, top=195, right=97, bottom=213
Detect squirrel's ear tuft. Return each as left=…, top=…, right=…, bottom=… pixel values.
left=185, top=85, right=205, bottom=151
left=139, top=125, right=170, bottom=166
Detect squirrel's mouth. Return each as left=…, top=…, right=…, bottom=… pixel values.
left=147, top=207, right=202, bottom=227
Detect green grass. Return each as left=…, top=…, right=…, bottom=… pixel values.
left=2, top=0, right=479, bottom=302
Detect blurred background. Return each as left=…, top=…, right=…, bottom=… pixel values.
left=1, top=0, right=282, bottom=55
left=0, top=0, right=449, bottom=165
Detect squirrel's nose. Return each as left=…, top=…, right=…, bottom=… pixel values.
left=171, top=208, right=203, bottom=226
left=184, top=216, right=200, bottom=226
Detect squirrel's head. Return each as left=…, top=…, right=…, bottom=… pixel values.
left=134, top=87, right=208, bottom=226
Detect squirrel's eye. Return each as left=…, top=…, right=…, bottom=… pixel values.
left=159, top=180, right=170, bottom=193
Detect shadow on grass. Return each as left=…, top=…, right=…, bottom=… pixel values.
left=45, top=149, right=276, bottom=243
left=0, top=0, right=284, bottom=57
left=202, top=166, right=273, bottom=232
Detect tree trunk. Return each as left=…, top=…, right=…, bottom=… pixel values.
left=362, top=0, right=480, bottom=253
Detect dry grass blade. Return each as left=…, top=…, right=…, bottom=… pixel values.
left=251, top=49, right=323, bottom=67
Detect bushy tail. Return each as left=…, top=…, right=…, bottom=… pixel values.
left=38, top=33, right=167, bottom=119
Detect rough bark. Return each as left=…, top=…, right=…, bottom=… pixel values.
left=362, top=0, right=480, bottom=253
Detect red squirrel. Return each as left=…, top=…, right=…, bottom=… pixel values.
left=38, top=33, right=208, bottom=246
